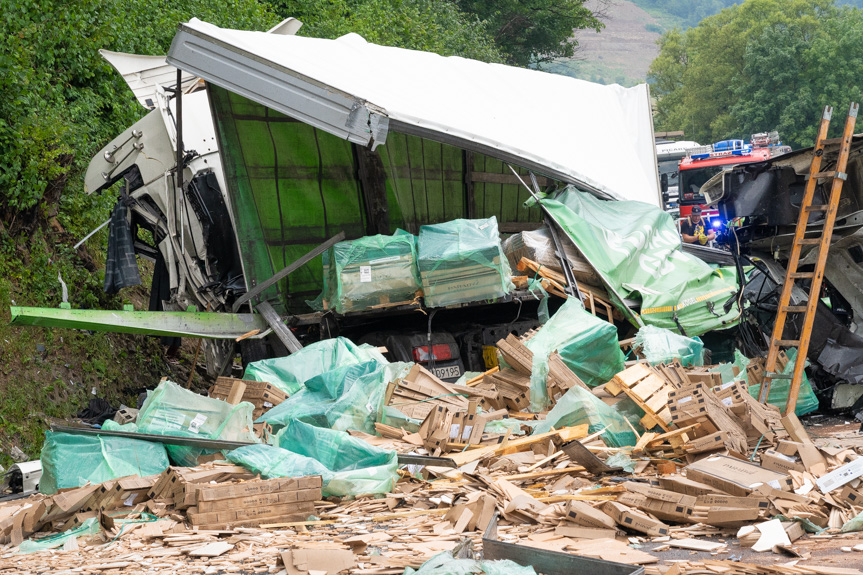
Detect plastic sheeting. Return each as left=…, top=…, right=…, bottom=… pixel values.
left=257, top=361, right=412, bottom=434
left=417, top=217, right=512, bottom=308
left=531, top=386, right=637, bottom=448
left=748, top=348, right=819, bottom=416
left=243, top=337, right=386, bottom=395
left=542, top=188, right=742, bottom=336
left=525, top=298, right=625, bottom=410
left=634, top=325, right=704, bottom=366
left=405, top=551, right=537, bottom=575
left=17, top=517, right=101, bottom=554
left=136, top=380, right=258, bottom=466
left=320, top=230, right=420, bottom=313
left=273, top=420, right=398, bottom=497
left=40, top=431, right=169, bottom=494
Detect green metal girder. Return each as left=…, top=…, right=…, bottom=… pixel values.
left=9, top=307, right=269, bottom=339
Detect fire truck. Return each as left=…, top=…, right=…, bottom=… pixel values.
left=676, top=132, right=792, bottom=228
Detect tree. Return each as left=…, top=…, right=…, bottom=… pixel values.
left=273, top=0, right=503, bottom=62
left=0, top=0, right=278, bottom=236
left=454, top=0, right=606, bottom=66
left=647, top=0, right=859, bottom=148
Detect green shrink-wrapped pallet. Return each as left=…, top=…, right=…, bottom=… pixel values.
left=322, top=230, right=421, bottom=313
left=417, top=217, right=512, bottom=308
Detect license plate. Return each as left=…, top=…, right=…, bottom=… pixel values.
left=433, top=365, right=461, bottom=380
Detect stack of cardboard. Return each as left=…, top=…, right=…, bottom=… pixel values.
left=208, top=377, right=288, bottom=420
left=186, top=476, right=321, bottom=530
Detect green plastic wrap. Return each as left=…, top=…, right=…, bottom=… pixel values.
left=633, top=325, right=704, bottom=366
left=226, top=444, right=332, bottom=483
left=243, top=337, right=384, bottom=395
left=525, top=298, right=625, bottom=410
left=321, top=230, right=421, bottom=313
left=273, top=420, right=398, bottom=497
left=405, top=551, right=537, bottom=575
left=136, top=380, right=258, bottom=467
left=841, top=510, right=863, bottom=533
left=40, top=431, right=169, bottom=494
left=748, top=348, right=819, bottom=416
left=17, top=517, right=101, bottom=554
left=100, top=420, right=138, bottom=432
left=530, top=386, right=637, bottom=447
left=257, top=361, right=412, bottom=434
left=732, top=350, right=750, bottom=383
left=417, top=217, right=512, bottom=308
left=709, top=362, right=737, bottom=384
left=541, top=188, right=741, bottom=335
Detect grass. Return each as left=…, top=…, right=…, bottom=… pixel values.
left=0, top=228, right=174, bottom=469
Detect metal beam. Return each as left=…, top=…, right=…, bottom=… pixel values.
left=9, top=307, right=268, bottom=339
left=232, top=231, right=346, bottom=312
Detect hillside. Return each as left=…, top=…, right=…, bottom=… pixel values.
left=546, top=0, right=662, bottom=86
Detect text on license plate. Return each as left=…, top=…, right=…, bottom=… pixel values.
left=433, top=365, right=461, bottom=380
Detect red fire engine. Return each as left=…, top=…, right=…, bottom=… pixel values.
left=677, top=131, right=792, bottom=224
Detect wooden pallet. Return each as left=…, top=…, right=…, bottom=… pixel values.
left=605, top=363, right=675, bottom=431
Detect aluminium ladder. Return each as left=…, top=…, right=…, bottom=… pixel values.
left=759, top=102, right=858, bottom=417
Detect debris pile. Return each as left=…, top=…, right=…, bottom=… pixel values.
left=2, top=321, right=863, bottom=574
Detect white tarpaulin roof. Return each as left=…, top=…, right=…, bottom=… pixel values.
left=167, top=18, right=660, bottom=205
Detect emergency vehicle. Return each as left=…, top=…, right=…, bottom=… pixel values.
left=677, top=132, right=792, bottom=228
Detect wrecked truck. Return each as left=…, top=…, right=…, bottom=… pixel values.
left=699, top=131, right=863, bottom=410
left=11, top=18, right=663, bottom=380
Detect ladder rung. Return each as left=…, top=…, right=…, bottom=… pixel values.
left=804, top=205, right=829, bottom=212
left=775, top=339, right=801, bottom=346
left=822, top=137, right=845, bottom=145
left=765, top=372, right=793, bottom=380
left=811, top=171, right=836, bottom=179
left=789, top=272, right=815, bottom=279
left=781, top=305, right=808, bottom=313
left=796, top=238, right=822, bottom=245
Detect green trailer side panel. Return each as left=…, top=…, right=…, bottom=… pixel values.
left=210, top=89, right=544, bottom=314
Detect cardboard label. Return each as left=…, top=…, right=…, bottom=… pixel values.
left=188, top=413, right=207, bottom=434
left=359, top=266, right=372, bottom=282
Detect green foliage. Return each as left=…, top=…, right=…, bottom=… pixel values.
left=631, top=0, right=742, bottom=29
left=454, top=0, right=604, bottom=66
left=274, top=0, right=503, bottom=61
left=648, top=0, right=863, bottom=149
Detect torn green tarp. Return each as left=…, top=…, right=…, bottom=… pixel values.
left=525, top=298, right=625, bottom=410
left=417, top=217, right=513, bottom=307
left=271, top=420, right=398, bottom=497
left=39, top=431, right=169, bottom=494
left=243, top=337, right=386, bottom=395
left=633, top=325, right=704, bottom=366
left=16, top=517, right=101, bottom=554
left=136, top=380, right=258, bottom=466
left=530, top=386, right=637, bottom=448
left=257, top=361, right=412, bottom=434
left=748, top=348, right=819, bottom=416
left=541, top=187, right=741, bottom=336
left=320, top=229, right=421, bottom=313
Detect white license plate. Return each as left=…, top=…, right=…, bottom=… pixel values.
left=433, top=365, right=461, bottom=380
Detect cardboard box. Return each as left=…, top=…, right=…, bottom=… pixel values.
left=685, top=454, right=792, bottom=496
left=658, top=475, right=723, bottom=497
left=617, top=492, right=693, bottom=523
left=696, top=494, right=769, bottom=509
left=760, top=449, right=805, bottom=474
left=601, top=501, right=669, bottom=536
left=564, top=500, right=617, bottom=530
